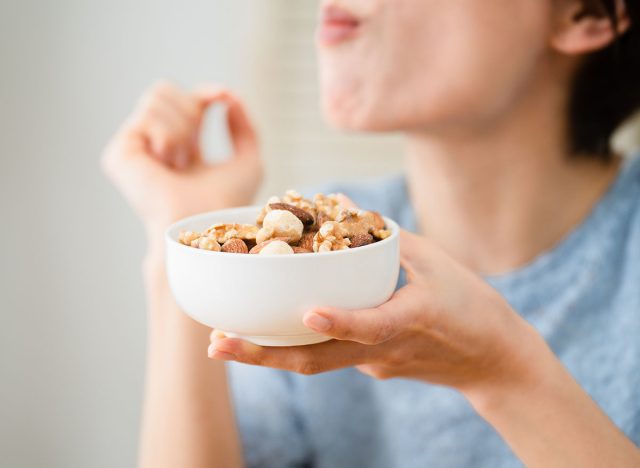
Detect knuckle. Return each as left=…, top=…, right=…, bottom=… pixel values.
left=150, top=131, right=172, bottom=151
left=333, top=321, right=356, bottom=341
left=384, top=349, right=406, bottom=368
left=368, top=318, right=395, bottom=345
left=295, top=357, right=322, bottom=376
left=180, top=95, right=201, bottom=117
left=152, top=141, right=169, bottom=156
left=243, top=352, right=262, bottom=366
left=138, top=81, right=173, bottom=110
left=150, top=80, right=174, bottom=96
left=239, top=346, right=266, bottom=366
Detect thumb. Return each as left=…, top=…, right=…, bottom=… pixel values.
left=335, top=193, right=359, bottom=209
left=302, top=298, right=404, bottom=345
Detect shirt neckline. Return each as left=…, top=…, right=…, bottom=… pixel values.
left=397, top=155, right=640, bottom=306
left=485, top=156, right=639, bottom=292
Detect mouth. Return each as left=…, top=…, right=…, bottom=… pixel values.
left=318, top=4, right=361, bottom=46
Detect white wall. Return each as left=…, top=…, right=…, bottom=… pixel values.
left=0, top=2, right=268, bottom=468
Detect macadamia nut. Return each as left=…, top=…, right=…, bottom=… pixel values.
left=258, top=240, right=294, bottom=255
left=257, top=209, right=303, bottom=244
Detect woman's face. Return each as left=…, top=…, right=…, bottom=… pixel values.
left=317, top=0, right=555, bottom=132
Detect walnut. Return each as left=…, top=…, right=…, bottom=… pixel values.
left=179, top=231, right=202, bottom=246
left=371, top=211, right=386, bottom=230
left=336, top=209, right=379, bottom=237
left=196, top=236, right=221, bottom=251
left=282, top=190, right=316, bottom=214
left=256, top=209, right=303, bottom=244
left=313, top=221, right=351, bottom=253
left=313, top=193, right=343, bottom=222
left=372, top=229, right=392, bottom=240
left=334, top=208, right=392, bottom=241
left=205, top=223, right=258, bottom=244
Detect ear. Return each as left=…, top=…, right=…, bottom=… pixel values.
left=550, top=0, right=631, bottom=55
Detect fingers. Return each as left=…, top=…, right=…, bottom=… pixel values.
left=208, top=336, right=375, bottom=375
left=192, top=84, right=259, bottom=161
left=399, top=229, right=427, bottom=278
left=127, top=81, right=203, bottom=168
left=302, top=296, right=407, bottom=345
left=101, top=122, right=167, bottom=186
left=335, top=193, right=359, bottom=209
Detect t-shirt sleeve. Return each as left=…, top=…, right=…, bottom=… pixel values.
left=227, top=362, right=311, bottom=468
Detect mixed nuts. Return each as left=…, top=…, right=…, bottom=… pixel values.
left=178, top=190, right=392, bottom=255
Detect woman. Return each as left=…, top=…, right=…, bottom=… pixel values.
left=103, top=1, right=640, bottom=467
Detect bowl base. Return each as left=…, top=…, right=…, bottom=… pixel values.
left=218, top=330, right=332, bottom=347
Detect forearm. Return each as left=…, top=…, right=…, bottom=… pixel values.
left=139, top=253, right=244, bottom=468
left=465, top=328, right=640, bottom=468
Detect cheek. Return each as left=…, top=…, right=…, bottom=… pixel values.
left=318, top=33, right=388, bottom=129
left=416, top=8, right=550, bottom=128
left=319, top=1, right=551, bottom=132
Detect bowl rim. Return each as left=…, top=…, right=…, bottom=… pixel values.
left=165, top=205, right=400, bottom=259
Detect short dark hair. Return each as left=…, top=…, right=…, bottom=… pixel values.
left=570, top=0, right=640, bottom=160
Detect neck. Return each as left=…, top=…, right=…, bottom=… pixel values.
left=404, top=79, right=620, bottom=275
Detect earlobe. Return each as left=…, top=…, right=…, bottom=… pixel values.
left=550, top=0, right=631, bottom=55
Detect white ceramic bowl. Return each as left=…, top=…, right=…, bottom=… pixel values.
left=165, top=206, right=400, bottom=346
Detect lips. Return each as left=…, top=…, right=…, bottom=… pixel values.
left=318, top=4, right=361, bottom=46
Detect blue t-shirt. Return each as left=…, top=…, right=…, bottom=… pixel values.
left=228, top=156, right=640, bottom=467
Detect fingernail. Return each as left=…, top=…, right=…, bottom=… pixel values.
left=304, top=312, right=331, bottom=332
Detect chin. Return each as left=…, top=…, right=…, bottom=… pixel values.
left=320, top=93, right=396, bottom=132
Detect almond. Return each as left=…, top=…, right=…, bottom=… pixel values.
left=349, top=233, right=374, bottom=248
left=221, top=238, right=249, bottom=254
left=297, top=231, right=316, bottom=251
left=292, top=246, right=312, bottom=254
left=269, top=202, right=315, bottom=226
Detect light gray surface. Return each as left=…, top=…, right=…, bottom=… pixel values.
left=0, top=2, right=263, bottom=467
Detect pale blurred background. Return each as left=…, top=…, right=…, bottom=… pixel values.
left=0, top=1, right=638, bottom=467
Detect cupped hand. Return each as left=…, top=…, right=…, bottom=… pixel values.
left=208, top=228, right=545, bottom=395
left=102, top=81, right=262, bottom=241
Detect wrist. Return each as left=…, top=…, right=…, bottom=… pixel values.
left=462, top=322, right=556, bottom=416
